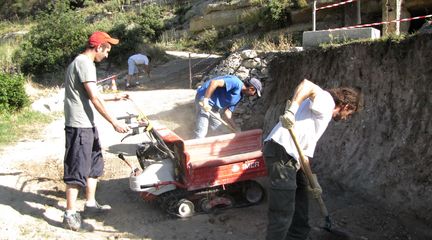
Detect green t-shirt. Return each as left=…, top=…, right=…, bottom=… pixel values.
left=64, top=54, right=97, bottom=128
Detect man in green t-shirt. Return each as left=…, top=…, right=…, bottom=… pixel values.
left=63, top=31, right=129, bottom=231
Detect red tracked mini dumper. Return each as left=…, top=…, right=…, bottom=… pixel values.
left=127, top=123, right=267, bottom=217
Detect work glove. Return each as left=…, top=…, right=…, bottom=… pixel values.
left=199, top=97, right=212, bottom=112
left=280, top=100, right=298, bottom=129
left=308, top=174, right=323, bottom=199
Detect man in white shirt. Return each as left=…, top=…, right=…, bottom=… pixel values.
left=264, top=79, right=363, bottom=240
left=126, top=53, right=151, bottom=88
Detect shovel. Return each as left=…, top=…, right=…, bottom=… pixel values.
left=198, top=101, right=237, bottom=133
left=287, top=128, right=352, bottom=238
left=207, top=110, right=237, bottom=133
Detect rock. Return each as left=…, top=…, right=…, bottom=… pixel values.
left=204, top=0, right=256, bottom=14
left=241, top=50, right=258, bottom=59
left=242, top=59, right=260, bottom=69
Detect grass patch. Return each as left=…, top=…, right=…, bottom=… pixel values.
left=0, top=37, right=22, bottom=73
left=0, top=20, right=34, bottom=36
left=319, top=33, right=411, bottom=49
left=0, top=109, right=59, bottom=148
left=230, top=33, right=297, bottom=52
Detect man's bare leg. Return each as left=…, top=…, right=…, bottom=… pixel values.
left=85, top=177, right=98, bottom=205
left=66, top=184, right=80, bottom=211
left=64, top=184, right=81, bottom=230
left=83, top=177, right=111, bottom=213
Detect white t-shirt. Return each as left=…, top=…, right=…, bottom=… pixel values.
left=128, top=54, right=149, bottom=65
left=264, top=87, right=335, bottom=168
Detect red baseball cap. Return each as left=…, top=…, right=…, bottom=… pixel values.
left=88, top=31, right=119, bottom=47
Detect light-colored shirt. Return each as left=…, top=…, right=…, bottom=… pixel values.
left=128, top=54, right=149, bottom=65
left=264, top=87, right=335, bottom=168
left=64, top=54, right=96, bottom=128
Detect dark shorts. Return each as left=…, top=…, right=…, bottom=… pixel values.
left=63, top=126, right=104, bottom=187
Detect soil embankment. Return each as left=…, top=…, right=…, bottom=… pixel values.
left=257, top=34, right=431, bottom=231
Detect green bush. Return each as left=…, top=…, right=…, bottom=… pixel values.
left=0, top=73, right=29, bottom=113
left=108, top=4, right=164, bottom=65
left=0, top=0, right=50, bottom=20
left=136, top=4, right=164, bottom=41
left=16, top=1, right=164, bottom=75
left=260, top=0, right=307, bottom=30
left=261, top=0, right=291, bottom=29
left=16, top=1, right=89, bottom=76
left=196, top=28, right=219, bottom=51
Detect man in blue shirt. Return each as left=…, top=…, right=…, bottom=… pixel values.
left=194, top=75, right=262, bottom=138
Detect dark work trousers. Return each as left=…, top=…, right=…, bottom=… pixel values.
left=264, top=140, right=311, bottom=240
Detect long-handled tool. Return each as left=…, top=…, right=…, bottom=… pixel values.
left=125, top=97, right=175, bottom=159
left=288, top=128, right=352, bottom=238
left=207, top=110, right=237, bottom=133
left=198, top=101, right=237, bottom=133
left=288, top=129, right=330, bottom=226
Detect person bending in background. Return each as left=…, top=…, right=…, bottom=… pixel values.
left=63, top=31, right=129, bottom=231
left=264, top=79, right=363, bottom=240
left=194, top=75, right=262, bottom=138
left=126, top=53, right=151, bottom=88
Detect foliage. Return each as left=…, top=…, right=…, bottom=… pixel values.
left=108, top=4, right=164, bottom=65
left=0, top=39, right=21, bottom=74
left=195, top=28, right=219, bottom=51
left=14, top=1, right=164, bottom=74
left=0, top=0, right=51, bottom=20
left=0, top=0, right=98, bottom=19
left=69, top=0, right=95, bottom=9
left=319, top=32, right=410, bottom=49
left=17, top=1, right=89, bottom=76
left=259, top=0, right=307, bottom=30
left=0, top=21, right=34, bottom=36
left=229, top=33, right=295, bottom=52
left=103, top=0, right=124, bottom=12
left=173, top=4, right=192, bottom=24
left=0, top=73, right=29, bottom=113
left=261, top=0, right=291, bottom=29
left=136, top=4, right=165, bottom=41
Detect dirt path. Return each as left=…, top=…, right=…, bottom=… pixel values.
left=0, top=51, right=429, bottom=240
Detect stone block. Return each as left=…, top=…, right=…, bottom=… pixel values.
left=302, top=27, right=381, bottom=48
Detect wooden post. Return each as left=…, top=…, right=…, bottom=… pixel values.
left=383, top=0, right=402, bottom=36
left=313, top=0, right=317, bottom=31
left=357, top=0, right=362, bottom=24
left=189, top=53, right=192, bottom=89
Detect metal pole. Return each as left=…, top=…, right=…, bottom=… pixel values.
left=313, top=0, right=317, bottom=31
left=357, top=0, right=361, bottom=24
left=189, top=53, right=192, bottom=89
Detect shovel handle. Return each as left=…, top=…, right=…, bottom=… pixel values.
left=287, top=128, right=329, bottom=218
left=207, top=110, right=237, bottom=133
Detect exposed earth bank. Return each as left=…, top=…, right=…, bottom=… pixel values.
left=258, top=33, right=432, bottom=237
left=0, top=46, right=431, bottom=240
